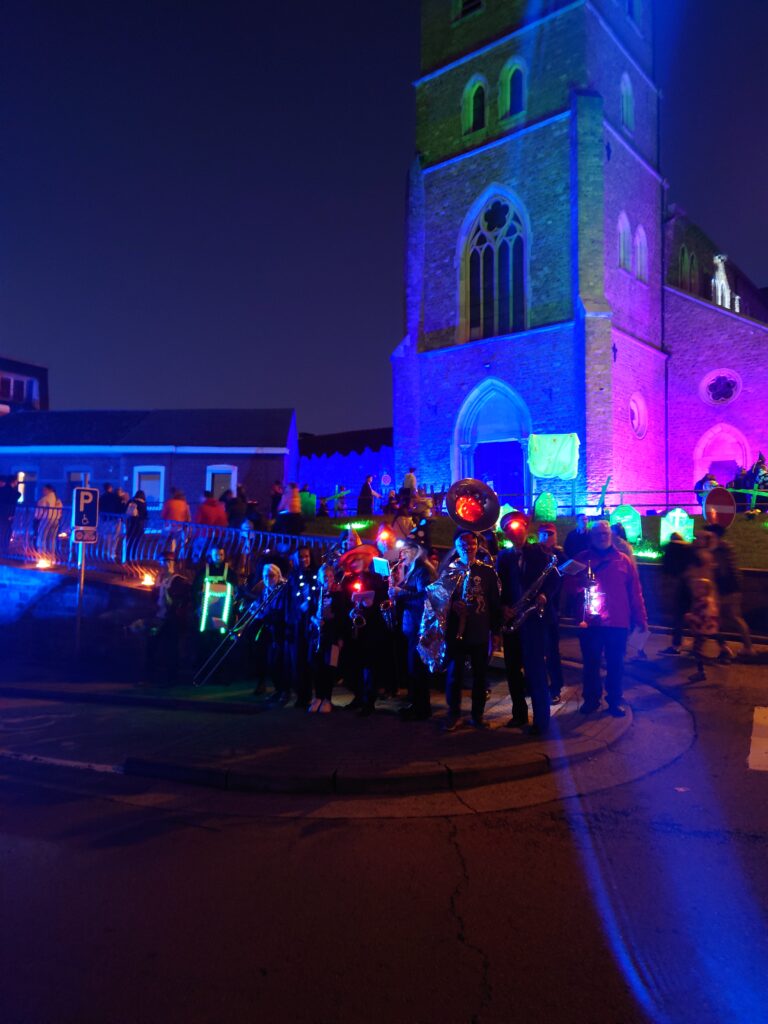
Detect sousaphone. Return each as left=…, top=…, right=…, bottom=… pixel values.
left=446, top=478, right=500, bottom=533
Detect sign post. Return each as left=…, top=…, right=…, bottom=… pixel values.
left=703, top=486, right=737, bottom=529
left=72, top=484, right=99, bottom=654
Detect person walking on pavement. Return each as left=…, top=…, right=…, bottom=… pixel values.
left=703, top=524, right=754, bottom=661
left=577, top=519, right=648, bottom=718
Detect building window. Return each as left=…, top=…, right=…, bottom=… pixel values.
left=455, top=0, right=483, bottom=18
left=699, top=369, right=742, bottom=407
left=618, top=213, right=632, bottom=271
left=206, top=464, right=238, bottom=500
left=132, top=465, right=166, bottom=507
left=465, top=197, right=526, bottom=340
left=620, top=73, right=635, bottom=133
left=67, top=471, right=88, bottom=500
left=629, top=393, right=648, bottom=439
left=689, top=253, right=698, bottom=295
left=462, top=77, right=488, bottom=134
left=499, top=60, right=526, bottom=121
left=634, top=226, right=648, bottom=283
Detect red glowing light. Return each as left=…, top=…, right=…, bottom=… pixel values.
left=379, top=529, right=393, bottom=542
left=455, top=495, right=483, bottom=522
left=353, top=581, right=362, bottom=591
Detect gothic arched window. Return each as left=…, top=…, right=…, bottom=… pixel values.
left=466, top=198, right=526, bottom=340
left=620, top=73, right=635, bottom=133
left=499, top=60, right=526, bottom=120
left=679, top=245, right=690, bottom=289
left=618, top=213, right=632, bottom=271
left=634, top=226, right=648, bottom=283
left=689, top=253, right=698, bottom=294
left=462, top=77, right=488, bottom=134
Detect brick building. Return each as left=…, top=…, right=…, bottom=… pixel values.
left=392, top=0, right=768, bottom=510
left=0, top=408, right=297, bottom=511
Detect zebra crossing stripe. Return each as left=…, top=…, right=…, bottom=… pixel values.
left=748, top=708, right=768, bottom=771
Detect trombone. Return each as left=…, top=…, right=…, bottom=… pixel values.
left=192, top=581, right=286, bottom=687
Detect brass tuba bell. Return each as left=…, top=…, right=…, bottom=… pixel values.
left=446, top=478, right=501, bottom=534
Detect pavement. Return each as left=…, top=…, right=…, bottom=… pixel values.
left=1, top=631, right=721, bottom=797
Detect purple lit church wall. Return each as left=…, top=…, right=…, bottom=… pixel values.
left=665, top=290, right=768, bottom=488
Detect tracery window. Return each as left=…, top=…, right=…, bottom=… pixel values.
left=466, top=198, right=526, bottom=340
left=620, top=73, right=635, bottom=133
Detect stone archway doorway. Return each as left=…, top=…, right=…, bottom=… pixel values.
left=693, top=423, right=751, bottom=485
left=453, top=378, right=532, bottom=506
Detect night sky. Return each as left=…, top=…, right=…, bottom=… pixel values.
left=1, top=1, right=766, bottom=435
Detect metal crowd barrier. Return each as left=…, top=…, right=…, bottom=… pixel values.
left=2, top=506, right=337, bottom=581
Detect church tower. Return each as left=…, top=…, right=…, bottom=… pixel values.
left=393, top=0, right=665, bottom=508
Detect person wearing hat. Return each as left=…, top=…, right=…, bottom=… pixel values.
left=388, top=537, right=437, bottom=721
left=337, top=544, right=389, bottom=714
left=443, top=530, right=501, bottom=731
left=496, top=512, right=558, bottom=735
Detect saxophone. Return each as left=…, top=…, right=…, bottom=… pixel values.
left=502, top=554, right=559, bottom=633
left=380, top=557, right=403, bottom=632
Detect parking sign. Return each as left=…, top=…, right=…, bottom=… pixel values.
left=72, top=487, right=100, bottom=529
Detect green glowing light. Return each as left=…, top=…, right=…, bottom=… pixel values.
left=610, top=504, right=643, bottom=544
left=336, top=520, right=372, bottom=531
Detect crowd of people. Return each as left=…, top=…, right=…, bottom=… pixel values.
left=142, top=506, right=671, bottom=734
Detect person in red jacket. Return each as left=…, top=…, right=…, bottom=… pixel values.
left=578, top=519, right=648, bottom=718
left=195, top=490, right=229, bottom=527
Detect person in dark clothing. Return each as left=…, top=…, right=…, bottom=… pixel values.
left=125, top=489, right=148, bottom=555
left=356, top=476, right=380, bottom=517
left=444, top=530, right=501, bottom=731
left=144, top=570, right=192, bottom=687
left=703, top=524, right=754, bottom=659
left=284, top=545, right=319, bottom=708
left=307, top=563, right=347, bottom=713
left=245, top=563, right=289, bottom=699
left=337, top=546, right=389, bottom=714
left=537, top=521, right=566, bottom=703
left=0, top=475, right=21, bottom=555
left=564, top=513, right=590, bottom=560
left=100, top=483, right=124, bottom=515
left=389, top=537, right=437, bottom=720
left=226, top=486, right=248, bottom=529
left=660, top=532, right=694, bottom=654
left=497, top=514, right=560, bottom=735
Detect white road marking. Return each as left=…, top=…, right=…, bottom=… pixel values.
left=0, top=749, right=122, bottom=774
left=748, top=708, right=768, bottom=772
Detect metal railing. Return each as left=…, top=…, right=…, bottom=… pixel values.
left=1, top=507, right=337, bottom=581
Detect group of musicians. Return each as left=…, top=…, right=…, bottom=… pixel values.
left=193, top=486, right=575, bottom=735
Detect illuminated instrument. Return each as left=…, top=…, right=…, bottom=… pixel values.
left=446, top=478, right=500, bottom=533
left=380, top=557, right=404, bottom=631
left=192, top=580, right=286, bottom=687
left=418, top=478, right=500, bottom=672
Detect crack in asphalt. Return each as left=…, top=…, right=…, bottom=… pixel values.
left=445, top=818, right=493, bottom=1024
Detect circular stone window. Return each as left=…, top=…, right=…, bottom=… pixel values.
left=699, top=368, right=742, bottom=407
left=629, top=392, right=648, bottom=439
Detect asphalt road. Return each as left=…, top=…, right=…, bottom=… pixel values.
left=1, top=653, right=767, bottom=1024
